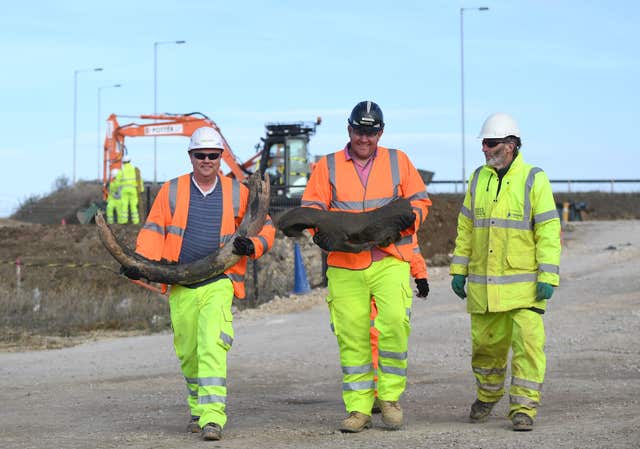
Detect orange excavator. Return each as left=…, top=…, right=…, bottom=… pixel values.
left=101, top=112, right=321, bottom=207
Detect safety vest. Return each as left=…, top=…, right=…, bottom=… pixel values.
left=450, top=153, right=561, bottom=313
left=117, top=163, right=138, bottom=190
left=135, top=174, right=275, bottom=299
left=302, top=146, right=431, bottom=270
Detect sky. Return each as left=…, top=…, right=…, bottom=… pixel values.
left=1, top=0, right=639, bottom=217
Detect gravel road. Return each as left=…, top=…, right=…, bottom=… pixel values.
left=1, top=220, right=639, bottom=449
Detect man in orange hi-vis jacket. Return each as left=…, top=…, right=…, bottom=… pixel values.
left=121, top=127, right=275, bottom=441
left=301, top=100, right=431, bottom=432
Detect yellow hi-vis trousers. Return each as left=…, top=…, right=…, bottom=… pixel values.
left=106, top=197, right=120, bottom=224
left=117, top=187, right=140, bottom=224
left=169, top=279, right=234, bottom=428
left=471, top=308, right=546, bottom=419
left=327, top=257, right=412, bottom=415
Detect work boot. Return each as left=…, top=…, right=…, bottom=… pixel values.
left=371, top=397, right=382, bottom=414
left=379, top=400, right=403, bottom=429
left=469, top=399, right=496, bottom=422
left=339, top=411, right=372, bottom=433
left=511, top=412, right=534, bottom=431
left=187, top=416, right=200, bottom=433
left=201, top=422, right=222, bottom=441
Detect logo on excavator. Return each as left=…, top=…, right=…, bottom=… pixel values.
left=144, top=124, right=184, bottom=135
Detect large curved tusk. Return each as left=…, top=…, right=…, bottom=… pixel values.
left=276, top=198, right=414, bottom=252
left=96, top=171, right=270, bottom=285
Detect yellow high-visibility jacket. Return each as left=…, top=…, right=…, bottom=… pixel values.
left=450, top=153, right=561, bottom=313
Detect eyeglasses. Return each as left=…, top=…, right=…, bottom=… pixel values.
left=482, top=138, right=506, bottom=148
left=351, top=126, right=380, bottom=137
left=192, top=152, right=221, bottom=160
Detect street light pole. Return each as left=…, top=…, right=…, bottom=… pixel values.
left=460, top=7, right=488, bottom=190
left=73, top=67, right=103, bottom=184
left=97, top=84, right=122, bottom=180
left=153, top=40, right=186, bottom=184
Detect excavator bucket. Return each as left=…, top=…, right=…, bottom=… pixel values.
left=76, top=202, right=104, bottom=225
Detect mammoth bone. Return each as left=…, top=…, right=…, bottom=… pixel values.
left=277, top=198, right=415, bottom=253
left=96, top=171, right=270, bottom=285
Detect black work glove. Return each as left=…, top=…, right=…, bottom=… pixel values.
left=120, top=265, right=142, bottom=280
left=312, top=231, right=335, bottom=251
left=396, top=212, right=416, bottom=232
left=232, top=236, right=255, bottom=256
left=415, top=278, right=429, bottom=298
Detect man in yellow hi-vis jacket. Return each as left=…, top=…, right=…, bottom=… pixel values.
left=449, top=112, right=561, bottom=432
left=115, top=155, right=143, bottom=224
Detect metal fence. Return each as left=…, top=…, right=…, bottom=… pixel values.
left=427, top=179, right=640, bottom=194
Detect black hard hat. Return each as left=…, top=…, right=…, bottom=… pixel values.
left=348, top=101, right=384, bottom=130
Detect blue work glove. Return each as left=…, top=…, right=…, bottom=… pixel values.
left=536, top=282, right=554, bottom=300
left=232, top=236, right=255, bottom=256
left=415, top=278, right=429, bottom=298
left=451, top=274, right=467, bottom=299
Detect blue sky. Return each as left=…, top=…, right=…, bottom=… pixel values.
left=1, top=1, right=638, bottom=217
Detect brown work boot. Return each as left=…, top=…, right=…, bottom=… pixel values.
left=371, top=397, right=382, bottom=414
left=187, top=416, right=200, bottom=433
left=511, top=412, right=534, bottom=431
left=469, top=399, right=496, bottom=422
left=379, top=400, right=403, bottom=429
left=339, top=411, right=372, bottom=433
left=201, top=422, right=222, bottom=440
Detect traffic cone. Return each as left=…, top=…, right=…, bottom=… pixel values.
left=293, top=243, right=311, bottom=294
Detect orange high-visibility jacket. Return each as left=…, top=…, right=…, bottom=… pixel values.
left=302, top=146, right=431, bottom=269
left=135, top=173, right=275, bottom=299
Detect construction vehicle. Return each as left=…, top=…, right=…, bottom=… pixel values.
left=100, top=113, right=321, bottom=212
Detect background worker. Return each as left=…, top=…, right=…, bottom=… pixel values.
left=121, top=126, right=275, bottom=441
left=105, top=167, right=121, bottom=224
left=115, top=155, right=142, bottom=224
left=301, top=100, right=431, bottom=432
left=449, top=112, right=561, bottom=431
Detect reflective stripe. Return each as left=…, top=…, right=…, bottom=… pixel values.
left=395, top=235, right=413, bottom=247
left=227, top=273, right=244, bottom=282
left=327, top=153, right=337, bottom=202
left=460, top=205, right=473, bottom=219
left=143, top=222, right=164, bottom=236
left=474, top=218, right=532, bottom=230
left=370, top=319, right=375, bottom=327
left=473, top=366, right=506, bottom=376
left=332, top=196, right=396, bottom=211
left=379, top=350, right=407, bottom=360
left=469, top=167, right=483, bottom=207
left=511, top=376, right=543, bottom=391
left=534, top=209, right=559, bottom=224
left=379, top=363, right=407, bottom=377
left=220, top=331, right=233, bottom=347
left=301, top=200, right=327, bottom=210
left=185, top=376, right=198, bottom=385
left=342, top=380, right=375, bottom=391
left=231, top=178, right=240, bottom=216
left=168, top=177, right=179, bottom=217
left=406, top=308, right=411, bottom=319
left=476, top=379, right=504, bottom=391
left=199, top=394, right=227, bottom=405
left=451, top=255, right=469, bottom=265
left=509, top=394, right=538, bottom=408
left=388, top=149, right=400, bottom=191
left=166, top=225, right=184, bottom=237
left=256, top=235, right=268, bottom=253
left=187, top=387, right=198, bottom=397
left=199, top=377, right=227, bottom=387
left=412, top=246, right=421, bottom=254
left=413, top=206, right=423, bottom=224
left=468, top=273, right=538, bottom=284
left=342, top=363, right=373, bottom=375
left=409, top=190, right=430, bottom=201
left=538, top=263, right=559, bottom=274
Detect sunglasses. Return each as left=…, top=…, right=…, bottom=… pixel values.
left=482, top=138, right=506, bottom=148
left=351, top=126, right=380, bottom=137
left=192, top=152, right=221, bottom=160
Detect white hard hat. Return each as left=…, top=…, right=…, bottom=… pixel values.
left=478, top=113, right=520, bottom=139
left=189, top=127, right=225, bottom=151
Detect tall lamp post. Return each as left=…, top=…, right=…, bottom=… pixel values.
left=153, top=40, right=186, bottom=184
left=73, top=67, right=103, bottom=184
left=460, top=7, right=489, bottom=190
left=97, top=84, right=122, bottom=180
